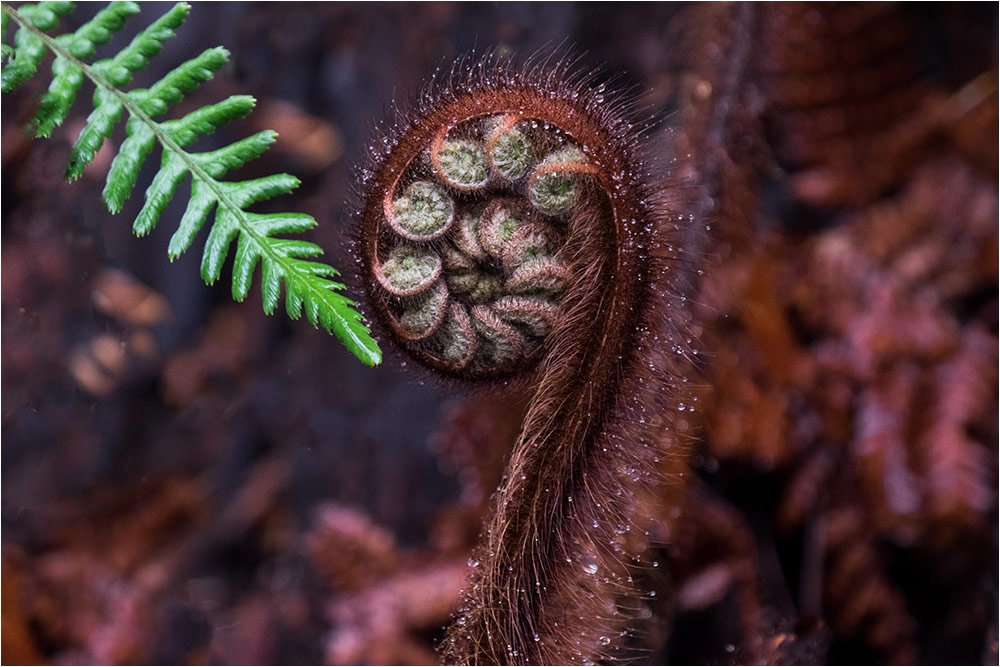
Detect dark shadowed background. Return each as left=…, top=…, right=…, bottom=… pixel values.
left=2, top=3, right=997, bottom=665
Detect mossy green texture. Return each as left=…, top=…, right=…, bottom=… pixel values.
left=528, top=147, right=587, bottom=215
left=438, top=139, right=490, bottom=188
left=490, top=126, right=532, bottom=179
left=391, top=181, right=455, bottom=239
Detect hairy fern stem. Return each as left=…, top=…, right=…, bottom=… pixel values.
left=357, top=57, right=692, bottom=664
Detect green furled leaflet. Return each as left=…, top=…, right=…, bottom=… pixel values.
left=1, top=1, right=381, bottom=366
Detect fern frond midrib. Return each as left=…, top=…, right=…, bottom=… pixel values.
left=2, top=2, right=382, bottom=366
left=4, top=4, right=330, bottom=311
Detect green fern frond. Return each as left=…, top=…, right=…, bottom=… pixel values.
left=1, top=1, right=381, bottom=366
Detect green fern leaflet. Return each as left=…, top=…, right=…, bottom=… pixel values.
left=1, top=1, right=382, bottom=366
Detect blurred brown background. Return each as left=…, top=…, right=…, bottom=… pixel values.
left=2, top=3, right=997, bottom=665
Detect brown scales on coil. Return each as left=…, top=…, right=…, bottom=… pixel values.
left=353, top=2, right=995, bottom=663
left=1, top=3, right=994, bottom=665
left=356, top=56, right=693, bottom=663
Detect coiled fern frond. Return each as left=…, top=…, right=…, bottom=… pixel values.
left=1, top=1, right=382, bottom=366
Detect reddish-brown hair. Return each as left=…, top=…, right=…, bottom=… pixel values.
left=354, top=54, right=694, bottom=663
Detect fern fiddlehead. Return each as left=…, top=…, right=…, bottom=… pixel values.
left=1, top=1, right=381, bottom=366
left=364, top=110, right=583, bottom=378
left=357, top=58, right=690, bottom=664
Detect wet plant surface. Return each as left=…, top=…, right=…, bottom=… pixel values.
left=2, top=4, right=997, bottom=664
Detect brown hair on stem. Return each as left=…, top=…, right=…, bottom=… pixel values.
left=353, top=54, right=695, bottom=663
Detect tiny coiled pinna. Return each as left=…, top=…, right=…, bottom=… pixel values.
left=360, top=80, right=605, bottom=381
left=355, top=56, right=689, bottom=665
